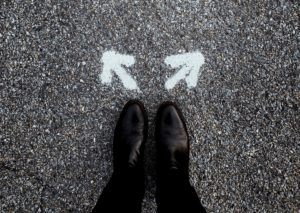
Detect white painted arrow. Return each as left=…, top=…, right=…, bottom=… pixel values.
left=164, top=51, right=205, bottom=90
left=100, top=50, right=139, bottom=90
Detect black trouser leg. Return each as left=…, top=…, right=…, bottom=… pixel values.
left=156, top=171, right=206, bottom=213
left=93, top=169, right=144, bottom=213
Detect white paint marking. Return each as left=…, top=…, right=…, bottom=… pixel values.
left=101, top=50, right=139, bottom=90
left=164, top=51, right=205, bottom=90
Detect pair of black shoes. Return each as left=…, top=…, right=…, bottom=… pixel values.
left=93, top=100, right=206, bottom=213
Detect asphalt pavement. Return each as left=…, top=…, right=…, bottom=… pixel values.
left=1, top=0, right=299, bottom=212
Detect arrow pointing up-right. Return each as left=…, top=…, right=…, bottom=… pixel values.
left=164, top=51, right=205, bottom=90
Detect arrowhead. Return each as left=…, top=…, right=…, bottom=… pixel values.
left=164, top=51, right=205, bottom=90
left=100, top=51, right=139, bottom=90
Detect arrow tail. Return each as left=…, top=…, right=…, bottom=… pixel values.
left=165, top=65, right=191, bottom=90
left=115, top=67, right=139, bottom=90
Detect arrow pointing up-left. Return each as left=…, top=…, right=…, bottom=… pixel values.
left=100, top=50, right=139, bottom=90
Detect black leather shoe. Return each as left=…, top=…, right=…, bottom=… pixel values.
left=92, top=100, right=147, bottom=213
left=155, top=101, right=189, bottom=178
left=155, top=102, right=206, bottom=213
left=113, top=100, right=148, bottom=173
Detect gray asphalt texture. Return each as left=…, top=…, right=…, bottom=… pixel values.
left=1, top=0, right=299, bottom=212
